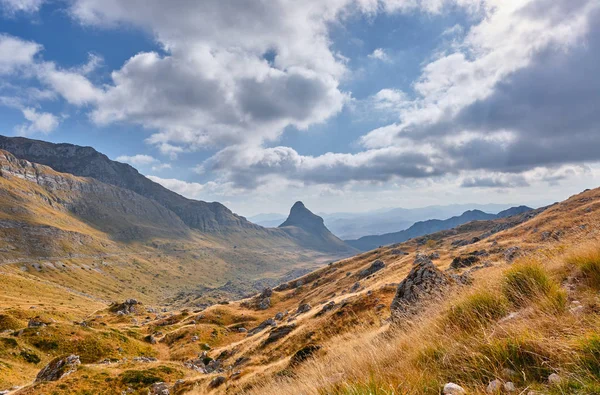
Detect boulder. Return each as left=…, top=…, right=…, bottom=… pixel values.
left=296, top=303, right=312, bottom=315
left=486, top=379, right=502, bottom=393
left=443, top=383, right=466, bottom=394
left=548, top=373, right=561, bottom=385
left=35, top=355, right=80, bottom=382
left=264, top=324, right=296, bottom=345
left=149, top=382, right=170, bottom=395
left=247, top=318, right=276, bottom=336
left=504, top=246, right=521, bottom=262
left=290, top=344, right=322, bottom=366
left=359, top=260, right=385, bottom=278
left=451, top=255, right=480, bottom=269
left=391, top=256, right=449, bottom=315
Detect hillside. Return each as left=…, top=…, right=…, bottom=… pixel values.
left=279, top=202, right=357, bottom=254
left=3, top=186, right=599, bottom=394
left=0, top=149, right=352, bottom=310
left=347, top=206, right=532, bottom=251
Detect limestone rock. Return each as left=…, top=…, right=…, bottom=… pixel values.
left=35, top=355, right=80, bottom=382
left=443, top=382, right=466, bottom=394
left=391, top=256, right=449, bottom=314
left=359, top=260, right=385, bottom=278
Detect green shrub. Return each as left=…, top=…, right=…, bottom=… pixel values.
left=20, top=350, right=41, bottom=364
left=119, top=369, right=163, bottom=388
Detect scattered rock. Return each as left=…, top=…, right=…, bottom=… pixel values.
left=263, top=324, right=296, bottom=345
left=548, top=373, right=561, bottom=385
left=247, top=318, right=276, bottom=336
left=209, top=376, right=226, bottom=388
left=296, top=303, right=312, bottom=315
left=391, top=249, right=409, bottom=256
left=28, top=317, right=47, bottom=328
left=504, top=246, right=521, bottom=262
left=350, top=282, right=361, bottom=293
left=274, top=312, right=284, bottom=320
left=191, top=336, right=199, bottom=342
left=290, top=344, right=322, bottom=366
left=450, top=255, right=480, bottom=269
left=504, top=382, right=516, bottom=392
left=149, top=382, right=170, bottom=395
left=133, top=356, right=157, bottom=363
left=317, top=302, right=335, bottom=316
left=35, top=355, right=80, bottom=382
left=257, top=297, right=271, bottom=310
left=110, top=299, right=141, bottom=315
left=359, top=260, right=385, bottom=278
left=443, top=382, right=466, bottom=395
left=428, top=252, right=440, bottom=260
left=486, top=379, right=502, bottom=393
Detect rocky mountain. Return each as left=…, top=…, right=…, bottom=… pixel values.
left=0, top=135, right=259, bottom=233
left=279, top=201, right=357, bottom=254
left=346, top=207, right=532, bottom=251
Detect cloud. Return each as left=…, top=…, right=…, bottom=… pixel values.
left=0, top=0, right=44, bottom=14
left=461, top=174, right=529, bottom=188
left=0, top=34, right=41, bottom=74
left=151, top=163, right=172, bottom=171
left=368, top=48, right=391, bottom=62
left=15, top=107, right=59, bottom=136
left=116, top=154, right=158, bottom=166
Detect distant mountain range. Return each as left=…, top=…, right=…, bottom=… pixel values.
left=345, top=206, right=533, bottom=251
left=249, top=203, right=523, bottom=239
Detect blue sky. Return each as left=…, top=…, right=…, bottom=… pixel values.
left=1, top=0, right=600, bottom=216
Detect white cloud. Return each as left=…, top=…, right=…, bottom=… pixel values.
left=368, top=48, right=391, bottom=62
left=0, top=0, right=44, bottom=14
left=116, top=154, right=158, bottom=166
left=15, top=107, right=59, bottom=136
left=0, top=34, right=41, bottom=74
left=151, top=163, right=172, bottom=171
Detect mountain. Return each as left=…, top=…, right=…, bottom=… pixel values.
left=0, top=135, right=260, bottom=233
left=251, top=203, right=521, bottom=239
left=279, top=201, right=357, bottom=254
left=346, top=207, right=532, bottom=251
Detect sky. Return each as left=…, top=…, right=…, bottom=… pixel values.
left=0, top=0, right=599, bottom=217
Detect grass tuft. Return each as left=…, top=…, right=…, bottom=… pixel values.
left=445, top=291, right=508, bottom=331
left=566, top=246, right=600, bottom=289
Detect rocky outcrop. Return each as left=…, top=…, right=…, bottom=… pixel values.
left=110, top=299, right=142, bottom=315
left=358, top=259, right=385, bottom=278
left=391, top=256, right=450, bottom=315
left=264, top=324, right=296, bottom=345
left=247, top=318, right=277, bottom=336
left=35, top=355, right=80, bottom=382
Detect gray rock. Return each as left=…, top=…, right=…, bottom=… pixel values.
left=359, top=260, right=385, bottom=278
left=504, top=382, right=516, bottom=392
left=296, top=303, right=312, bottom=315
left=247, top=318, right=276, bottom=336
left=209, top=376, right=226, bottom=388
left=443, top=383, right=466, bottom=394
left=35, top=355, right=81, bottom=382
left=149, top=382, right=170, bottom=395
left=486, top=379, right=503, bottom=393
left=264, top=324, right=296, bottom=345
left=548, top=373, right=561, bottom=385
left=274, top=312, right=284, bottom=320
left=391, top=256, right=450, bottom=314
left=504, top=246, right=521, bottom=262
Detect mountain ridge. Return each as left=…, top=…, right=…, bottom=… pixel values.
left=346, top=206, right=532, bottom=251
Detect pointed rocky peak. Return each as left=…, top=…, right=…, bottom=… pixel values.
left=279, top=201, right=326, bottom=233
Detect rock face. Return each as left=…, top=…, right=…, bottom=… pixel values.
left=0, top=135, right=257, bottom=233
left=279, top=202, right=357, bottom=254
left=35, top=355, right=80, bottom=382
left=390, top=256, right=449, bottom=315
left=358, top=259, right=385, bottom=278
